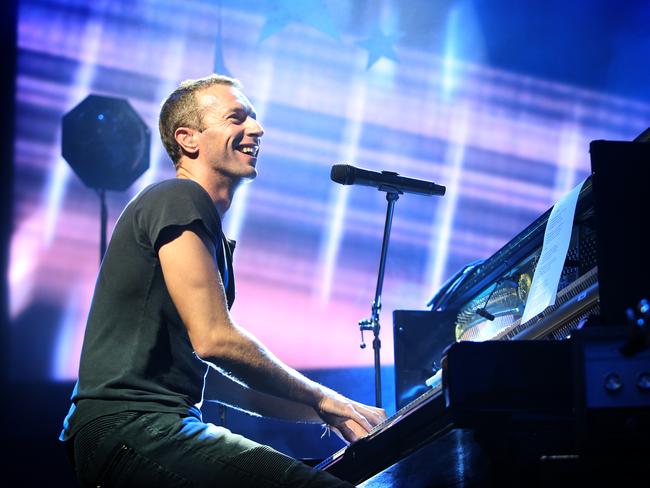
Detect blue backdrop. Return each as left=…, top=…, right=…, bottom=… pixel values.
left=8, top=0, right=650, bottom=459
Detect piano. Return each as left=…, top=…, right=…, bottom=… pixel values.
left=318, top=138, right=650, bottom=486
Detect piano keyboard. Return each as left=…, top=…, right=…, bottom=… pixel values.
left=317, top=372, right=444, bottom=469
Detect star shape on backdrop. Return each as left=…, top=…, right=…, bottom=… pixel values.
left=258, top=0, right=341, bottom=42
left=356, top=28, right=404, bottom=69
left=216, top=1, right=405, bottom=75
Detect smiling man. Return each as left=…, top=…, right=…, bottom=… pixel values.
left=59, top=74, right=385, bottom=487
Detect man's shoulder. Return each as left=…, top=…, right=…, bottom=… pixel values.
left=129, top=178, right=221, bottom=240
left=139, top=178, right=205, bottom=198
left=133, top=178, right=212, bottom=208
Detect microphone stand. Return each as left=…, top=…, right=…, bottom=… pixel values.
left=359, top=188, right=400, bottom=408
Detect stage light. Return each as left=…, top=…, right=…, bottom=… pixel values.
left=62, top=95, right=151, bottom=260
left=62, top=94, right=150, bottom=192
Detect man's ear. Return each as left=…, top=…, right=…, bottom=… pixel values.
left=175, top=127, right=199, bottom=156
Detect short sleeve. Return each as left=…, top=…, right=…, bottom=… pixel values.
left=133, top=179, right=221, bottom=252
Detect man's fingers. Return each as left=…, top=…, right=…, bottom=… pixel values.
left=334, top=419, right=367, bottom=444
left=364, top=406, right=386, bottom=426
left=316, top=390, right=389, bottom=441
left=346, top=406, right=374, bottom=433
left=352, top=403, right=387, bottom=427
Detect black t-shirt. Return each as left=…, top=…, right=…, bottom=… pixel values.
left=60, top=179, right=235, bottom=440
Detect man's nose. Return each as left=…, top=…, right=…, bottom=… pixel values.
left=246, top=118, right=264, bottom=138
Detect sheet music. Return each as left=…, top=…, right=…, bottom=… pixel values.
left=520, top=179, right=586, bottom=324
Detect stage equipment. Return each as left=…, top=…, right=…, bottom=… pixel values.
left=62, top=95, right=150, bottom=262
left=330, top=164, right=446, bottom=407
left=318, top=130, right=650, bottom=487
left=331, top=164, right=446, bottom=196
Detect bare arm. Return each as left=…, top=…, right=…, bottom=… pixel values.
left=204, top=369, right=323, bottom=422
left=158, top=223, right=386, bottom=442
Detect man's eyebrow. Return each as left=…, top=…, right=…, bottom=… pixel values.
left=228, top=106, right=257, bottom=119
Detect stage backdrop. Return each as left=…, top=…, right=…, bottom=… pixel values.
left=10, top=0, right=650, bottom=391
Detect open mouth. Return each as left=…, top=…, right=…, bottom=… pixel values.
left=236, top=144, right=259, bottom=158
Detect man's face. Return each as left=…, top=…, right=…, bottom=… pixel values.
left=195, top=84, right=264, bottom=181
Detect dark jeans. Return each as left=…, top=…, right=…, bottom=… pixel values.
left=65, top=411, right=354, bottom=487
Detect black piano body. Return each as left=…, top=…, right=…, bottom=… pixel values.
left=318, top=138, right=650, bottom=486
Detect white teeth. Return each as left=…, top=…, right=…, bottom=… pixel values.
left=239, top=146, right=258, bottom=156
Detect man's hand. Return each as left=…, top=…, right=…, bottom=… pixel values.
left=315, top=386, right=386, bottom=444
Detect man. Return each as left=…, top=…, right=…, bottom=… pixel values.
left=60, top=74, right=386, bottom=487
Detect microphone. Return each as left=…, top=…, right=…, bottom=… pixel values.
left=330, top=164, right=446, bottom=196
